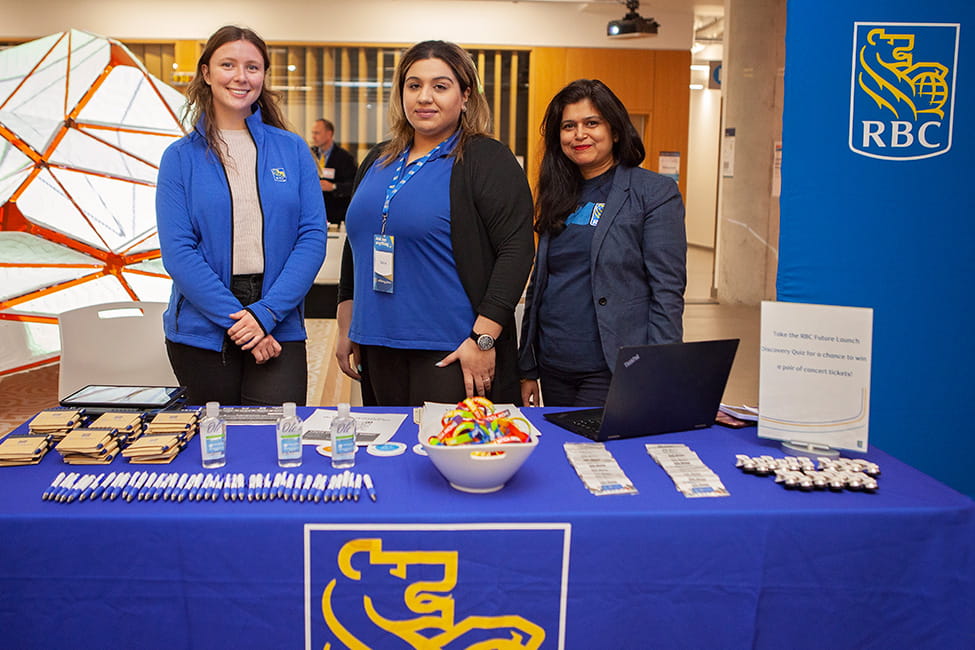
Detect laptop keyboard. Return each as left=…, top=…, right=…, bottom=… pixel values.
left=571, top=415, right=603, bottom=434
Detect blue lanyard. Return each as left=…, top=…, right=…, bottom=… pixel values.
left=380, top=130, right=459, bottom=234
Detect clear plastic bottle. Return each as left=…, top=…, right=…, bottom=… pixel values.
left=330, top=402, right=356, bottom=469
left=199, top=401, right=226, bottom=468
left=276, top=402, right=303, bottom=468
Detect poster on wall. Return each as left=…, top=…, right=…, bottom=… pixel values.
left=758, top=301, right=873, bottom=453
left=658, top=151, right=680, bottom=182
left=721, top=127, right=735, bottom=177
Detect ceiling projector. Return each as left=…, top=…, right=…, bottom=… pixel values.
left=607, top=1, right=659, bottom=38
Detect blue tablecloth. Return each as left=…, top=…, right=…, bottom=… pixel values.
left=1, top=408, right=973, bottom=649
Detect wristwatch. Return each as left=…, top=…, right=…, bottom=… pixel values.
left=470, top=330, right=496, bottom=351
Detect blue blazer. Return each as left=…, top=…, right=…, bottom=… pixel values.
left=518, top=165, right=686, bottom=377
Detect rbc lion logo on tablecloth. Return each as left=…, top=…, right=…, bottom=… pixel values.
left=849, top=22, right=959, bottom=160
left=304, top=524, right=569, bottom=649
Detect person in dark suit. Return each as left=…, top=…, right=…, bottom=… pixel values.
left=518, top=79, right=687, bottom=407
left=310, top=118, right=357, bottom=226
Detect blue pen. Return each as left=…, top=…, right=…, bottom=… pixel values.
left=186, top=473, right=203, bottom=501
left=56, top=472, right=79, bottom=502
left=129, top=472, right=148, bottom=502
left=291, top=473, right=303, bottom=502
left=119, top=472, right=135, bottom=501
left=80, top=473, right=104, bottom=502
left=236, top=473, right=245, bottom=501
left=354, top=473, right=362, bottom=502
left=210, top=474, right=222, bottom=501
left=283, top=473, right=295, bottom=501
left=62, top=475, right=82, bottom=503
left=326, top=474, right=339, bottom=502
left=196, top=474, right=214, bottom=501
left=271, top=473, right=282, bottom=501
left=334, top=471, right=344, bottom=502
left=262, top=473, right=272, bottom=500
left=191, top=474, right=205, bottom=501
left=106, top=472, right=125, bottom=501
left=139, top=473, right=157, bottom=501
left=363, top=473, right=377, bottom=502
left=171, top=474, right=187, bottom=501
left=107, top=473, right=126, bottom=501
left=223, top=474, right=234, bottom=501
left=43, top=472, right=67, bottom=501
left=313, top=474, right=326, bottom=502
left=152, top=473, right=168, bottom=501
left=90, top=472, right=115, bottom=501
left=274, top=472, right=284, bottom=500
left=297, top=474, right=310, bottom=502
left=66, top=474, right=89, bottom=503
left=122, top=472, right=140, bottom=502
left=182, top=474, right=198, bottom=502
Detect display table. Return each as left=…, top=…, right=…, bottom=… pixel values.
left=1, top=407, right=972, bottom=649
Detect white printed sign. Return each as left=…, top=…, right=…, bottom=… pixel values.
left=758, top=301, right=873, bottom=452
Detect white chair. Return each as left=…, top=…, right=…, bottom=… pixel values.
left=57, top=301, right=177, bottom=399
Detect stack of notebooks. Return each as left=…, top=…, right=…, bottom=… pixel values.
left=28, top=409, right=84, bottom=443
left=55, top=412, right=145, bottom=465
left=0, top=409, right=84, bottom=466
left=122, top=410, right=200, bottom=464
left=0, top=433, right=54, bottom=466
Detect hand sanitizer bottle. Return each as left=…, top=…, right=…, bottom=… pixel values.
left=200, top=401, right=226, bottom=468
left=276, top=402, right=303, bottom=467
left=331, top=403, right=356, bottom=469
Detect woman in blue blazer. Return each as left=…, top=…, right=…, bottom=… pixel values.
left=518, top=79, right=686, bottom=406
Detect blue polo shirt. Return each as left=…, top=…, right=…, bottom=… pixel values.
left=346, top=140, right=474, bottom=350
left=537, top=166, right=616, bottom=372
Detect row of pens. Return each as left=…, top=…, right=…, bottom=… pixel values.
left=42, top=470, right=377, bottom=504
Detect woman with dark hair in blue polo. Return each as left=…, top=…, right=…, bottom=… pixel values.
left=519, top=79, right=687, bottom=407
left=334, top=41, right=534, bottom=406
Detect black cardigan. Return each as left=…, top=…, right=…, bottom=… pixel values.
left=338, top=135, right=535, bottom=403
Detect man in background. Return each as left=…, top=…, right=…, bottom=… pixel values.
left=310, top=118, right=357, bottom=226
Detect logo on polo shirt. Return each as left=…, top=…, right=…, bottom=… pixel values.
left=849, top=22, right=959, bottom=160
left=271, top=167, right=287, bottom=182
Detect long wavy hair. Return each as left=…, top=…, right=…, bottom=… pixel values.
left=182, top=25, right=288, bottom=164
left=380, top=40, right=491, bottom=165
left=535, top=79, right=645, bottom=235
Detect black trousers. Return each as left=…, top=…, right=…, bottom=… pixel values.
left=359, top=344, right=471, bottom=407
left=166, top=274, right=308, bottom=406
left=538, top=364, right=613, bottom=407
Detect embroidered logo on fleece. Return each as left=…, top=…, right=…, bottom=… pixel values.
left=271, top=168, right=288, bottom=182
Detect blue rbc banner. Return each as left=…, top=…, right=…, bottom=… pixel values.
left=304, top=524, right=569, bottom=649
left=780, top=0, right=975, bottom=496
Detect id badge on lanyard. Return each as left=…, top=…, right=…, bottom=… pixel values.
left=373, top=234, right=394, bottom=293
left=371, top=131, right=457, bottom=295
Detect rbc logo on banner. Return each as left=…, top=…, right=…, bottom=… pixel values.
left=849, top=22, right=959, bottom=160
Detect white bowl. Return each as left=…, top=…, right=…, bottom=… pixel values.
left=418, top=431, right=538, bottom=493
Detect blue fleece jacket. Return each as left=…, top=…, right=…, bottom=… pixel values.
left=156, top=108, right=326, bottom=352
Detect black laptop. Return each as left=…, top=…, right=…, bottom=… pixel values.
left=544, top=339, right=739, bottom=441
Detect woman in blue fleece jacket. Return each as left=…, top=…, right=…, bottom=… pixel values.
left=156, top=26, right=326, bottom=405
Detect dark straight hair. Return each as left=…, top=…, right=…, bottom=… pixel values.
left=535, top=79, right=645, bottom=235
